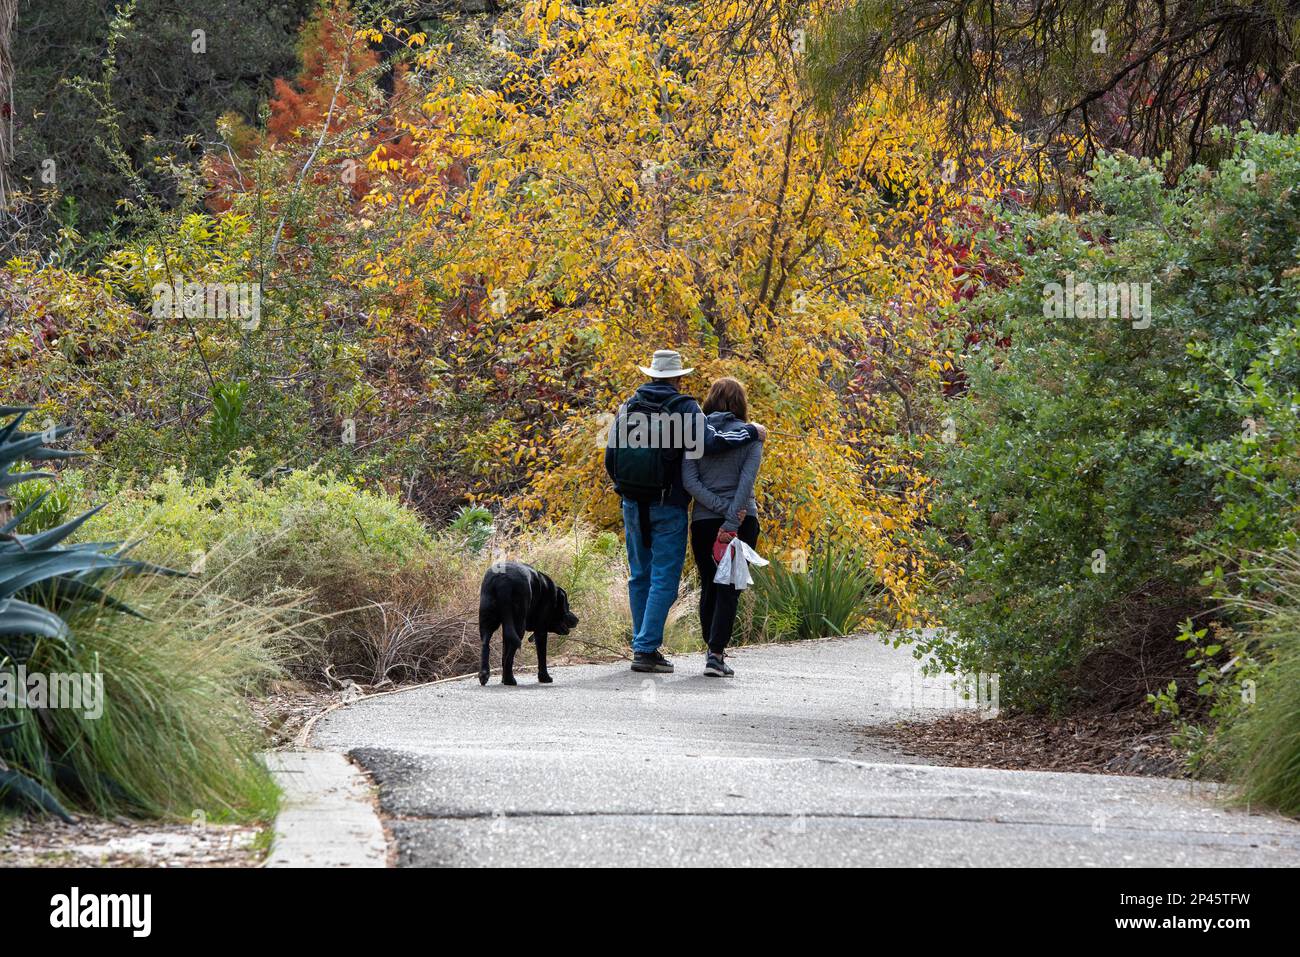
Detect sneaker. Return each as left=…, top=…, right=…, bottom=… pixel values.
left=703, top=653, right=734, bottom=677
left=631, top=651, right=674, bottom=674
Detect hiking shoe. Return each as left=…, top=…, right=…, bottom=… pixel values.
left=632, top=651, right=674, bottom=674
left=703, top=653, right=734, bottom=677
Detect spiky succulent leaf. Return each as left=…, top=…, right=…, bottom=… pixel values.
left=0, top=598, right=71, bottom=639
left=0, top=766, right=76, bottom=822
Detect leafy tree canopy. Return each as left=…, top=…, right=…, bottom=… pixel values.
left=804, top=0, right=1300, bottom=179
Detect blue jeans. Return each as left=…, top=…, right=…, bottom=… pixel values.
left=622, top=499, right=689, bottom=654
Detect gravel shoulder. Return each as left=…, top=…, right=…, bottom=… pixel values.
left=0, top=815, right=264, bottom=867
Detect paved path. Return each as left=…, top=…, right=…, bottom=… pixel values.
left=311, top=637, right=1300, bottom=867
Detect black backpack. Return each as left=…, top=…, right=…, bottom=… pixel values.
left=607, top=391, right=693, bottom=503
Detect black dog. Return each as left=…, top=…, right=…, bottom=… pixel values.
left=478, top=561, right=578, bottom=686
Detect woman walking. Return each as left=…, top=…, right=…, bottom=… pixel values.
left=682, top=376, right=763, bottom=677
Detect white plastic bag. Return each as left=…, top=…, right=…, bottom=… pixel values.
left=713, top=538, right=769, bottom=590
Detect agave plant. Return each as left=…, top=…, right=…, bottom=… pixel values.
left=0, top=406, right=175, bottom=819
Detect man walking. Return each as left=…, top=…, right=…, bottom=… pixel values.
left=605, top=350, right=765, bottom=673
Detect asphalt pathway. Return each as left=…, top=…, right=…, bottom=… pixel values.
left=312, top=636, right=1300, bottom=867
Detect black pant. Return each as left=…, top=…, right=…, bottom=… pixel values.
left=690, top=515, right=760, bottom=654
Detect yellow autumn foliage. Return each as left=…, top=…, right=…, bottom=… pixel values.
left=360, top=0, right=1027, bottom=624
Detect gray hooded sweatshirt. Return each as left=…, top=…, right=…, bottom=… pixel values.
left=681, top=411, right=763, bottom=532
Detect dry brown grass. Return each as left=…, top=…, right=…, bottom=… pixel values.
left=298, top=523, right=637, bottom=687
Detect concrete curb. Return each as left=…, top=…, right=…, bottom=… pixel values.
left=263, top=750, right=389, bottom=868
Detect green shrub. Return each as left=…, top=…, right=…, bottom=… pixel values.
left=921, top=126, right=1300, bottom=712
left=447, top=505, right=495, bottom=554
left=77, top=464, right=634, bottom=684
left=77, top=459, right=440, bottom=678
left=739, top=543, right=880, bottom=643
left=84, top=457, right=434, bottom=574
left=209, top=381, right=250, bottom=457
left=7, top=474, right=84, bottom=534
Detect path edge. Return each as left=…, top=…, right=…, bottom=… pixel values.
left=266, top=671, right=486, bottom=868
left=263, top=750, right=389, bottom=868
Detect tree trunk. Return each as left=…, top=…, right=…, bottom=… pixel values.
left=0, top=0, right=15, bottom=209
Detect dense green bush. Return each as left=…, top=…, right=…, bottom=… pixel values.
left=921, top=126, right=1300, bottom=713
left=448, top=505, right=495, bottom=554
left=7, top=474, right=81, bottom=534
left=85, top=458, right=435, bottom=573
